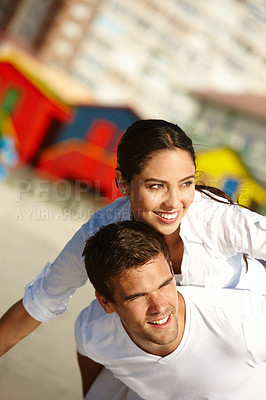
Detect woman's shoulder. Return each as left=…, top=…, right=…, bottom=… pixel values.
left=187, top=188, right=265, bottom=236
left=185, top=189, right=236, bottom=235
left=190, top=189, right=229, bottom=215
left=95, top=196, right=131, bottom=220
left=81, top=196, right=131, bottom=236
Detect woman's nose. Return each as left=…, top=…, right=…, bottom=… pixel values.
left=162, top=188, right=181, bottom=209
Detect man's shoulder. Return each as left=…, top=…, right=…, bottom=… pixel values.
left=75, top=300, right=123, bottom=359
left=75, top=299, right=115, bottom=349
left=178, top=286, right=248, bottom=310
left=178, top=286, right=266, bottom=315
left=76, top=299, right=108, bottom=327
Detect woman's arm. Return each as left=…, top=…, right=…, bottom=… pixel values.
left=0, top=299, right=41, bottom=356
left=77, top=352, right=103, bottom=398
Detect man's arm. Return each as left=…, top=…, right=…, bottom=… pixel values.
left=0, top=299, right=41, bottom=356
left=77, top=352, right=103, bottom=398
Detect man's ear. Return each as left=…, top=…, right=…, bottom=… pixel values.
left=115, top=170, right=128, bottom=196
left=95, top=290, right=115, bottom=314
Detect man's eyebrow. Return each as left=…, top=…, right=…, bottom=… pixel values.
left=124, top=291, right=147, bottom=301
left=124, top=275, right=174, bottom=301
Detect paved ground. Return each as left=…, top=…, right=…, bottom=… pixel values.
left=0, top=170, right=104, bottom=400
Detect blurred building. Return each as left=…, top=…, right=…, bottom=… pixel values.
left=1, top=0, right=266, bottom=126
left=190, top=91, right=266, bottom=184
left=0, top=0, right=64, bottom=49
left=1, top=0, right=265, bottom=199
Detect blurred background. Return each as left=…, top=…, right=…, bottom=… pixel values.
left=0, top=0, right=265, bottom=210
left=0, top=0, right=266, bottom=398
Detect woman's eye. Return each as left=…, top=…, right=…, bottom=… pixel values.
left=181, top=180, right=194, bottom=187
left=149, top=184, right=164, bottom=190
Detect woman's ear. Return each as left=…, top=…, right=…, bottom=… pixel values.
left=115, top=170, right=128, bottom=196
left=95, top=290, right=115, bottom=314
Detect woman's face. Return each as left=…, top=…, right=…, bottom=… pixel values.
left=127, top=149, right=195, bottom=237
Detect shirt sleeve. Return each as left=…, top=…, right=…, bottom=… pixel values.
left=208, top=202, right=266, bottom=260
left=22, top=197, right=131, bottom=322
left=23, top=226, right=88, bottom=322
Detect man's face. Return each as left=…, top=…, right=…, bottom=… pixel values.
left=108, top=254, right=179, bottom=356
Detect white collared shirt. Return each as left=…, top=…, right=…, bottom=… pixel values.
left=23, top=191, right=266, bottom=322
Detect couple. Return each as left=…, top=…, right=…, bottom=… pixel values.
left=1, top=119, right=266, bottom=398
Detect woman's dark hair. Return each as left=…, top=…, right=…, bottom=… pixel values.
left=117, top=119, right=196, bottom=182
left=116, top=119, right=234, bottom=205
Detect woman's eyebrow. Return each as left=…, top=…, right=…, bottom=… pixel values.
left=144, top=174, right=195, bottom=184
left=144, top=178, right=166, bottom=184
left=179, top=174, right=195, bottom=182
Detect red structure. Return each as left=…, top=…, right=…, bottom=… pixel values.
left=0, top=50, right=140, bottom=201
left=36, top=106, right=139, bottom=201
left=0, top=62, right=71, bottom=164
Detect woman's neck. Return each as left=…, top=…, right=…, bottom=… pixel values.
left=164, top=227, right=183, bottom=275
left=164, top=225, right=181, bottom=247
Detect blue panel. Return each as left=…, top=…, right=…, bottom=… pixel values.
left=222, top=178, right=239, bottom=199
left=54, top=106, right=139, bottom=152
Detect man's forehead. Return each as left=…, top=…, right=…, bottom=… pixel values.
left=117, top=254, right=170, bottom=279
left=111, top=255, right=173, bottom=298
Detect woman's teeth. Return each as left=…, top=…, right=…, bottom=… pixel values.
left=156, top=212, right=178, bottom=220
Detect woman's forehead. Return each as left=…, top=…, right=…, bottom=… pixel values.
left=138, top=149, right=195, bottom=176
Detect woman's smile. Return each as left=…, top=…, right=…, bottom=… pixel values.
left=153, top=211, right=181, bottom=224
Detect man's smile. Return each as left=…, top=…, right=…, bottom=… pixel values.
left=147, top=314, right=171, bottom=327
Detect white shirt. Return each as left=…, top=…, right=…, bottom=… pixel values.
left=75, top=286, right=266, bottom=400
left=23, top=191, right=266, bottom=322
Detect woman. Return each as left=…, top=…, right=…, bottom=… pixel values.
left=114, top=119, right=266, bottom=290
left=0, top=120, right=265, bottom=394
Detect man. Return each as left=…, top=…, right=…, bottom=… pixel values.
left=75, top=221, right=266, bottom=400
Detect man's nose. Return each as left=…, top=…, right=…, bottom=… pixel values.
left=147, top=292, right=167, bottom=315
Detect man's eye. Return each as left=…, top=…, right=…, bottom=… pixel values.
left=128, top=294, right=144, bottom=302
left=161, top=279, right=173, bottom=289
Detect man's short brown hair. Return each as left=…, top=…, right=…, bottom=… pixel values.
left=83, top=221, right=171, bottom=302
